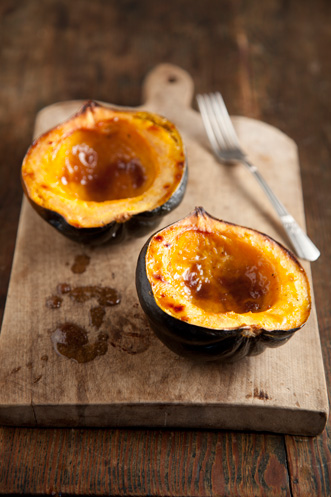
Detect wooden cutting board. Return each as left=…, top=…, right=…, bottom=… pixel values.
left=0, top=64, right=328, bottom=435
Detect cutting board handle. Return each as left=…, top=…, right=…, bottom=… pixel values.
left=142, top=63, right=194, bottom=110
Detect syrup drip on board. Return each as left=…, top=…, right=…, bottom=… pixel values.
left=90, top=306, right=106, bottom=329
left=47, top=283, right=121, bottom=362
left=51, top=322, right=109, bottom=363
left=55, top=283, right=121, bottom=307
left=46, top=295, right=63, bottom=309
left=71, top=254, right=90, bottom=274
left=68, top=285, right=121, bottom=306
left=57, top=282, right=72, bottom=294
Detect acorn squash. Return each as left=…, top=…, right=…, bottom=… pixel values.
left=21, top=101, right=187, bottom=244
left=136, top=207, right=311, bottom=362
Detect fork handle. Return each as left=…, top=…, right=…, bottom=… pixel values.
left=243, top=159, right=320, bottom=261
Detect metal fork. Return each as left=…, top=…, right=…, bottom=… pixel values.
left=197, top=92, right=320, bottom=261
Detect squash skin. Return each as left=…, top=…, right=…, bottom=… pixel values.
left=24, top=164, right=188, bottom=244
left=135, top=208, right=311, bottom=362
left=21, top=101, right=188, bottom=245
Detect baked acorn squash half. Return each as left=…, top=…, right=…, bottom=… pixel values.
left=136, top=207, right=311, bottom=362
left=21, top=101, right=187, bottom=244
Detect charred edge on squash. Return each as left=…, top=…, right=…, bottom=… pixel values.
left=193, top=206, right=307, bottom=272
left=135, top=208, right=311, bottom=362
left=21, top=102, right=187, bottom=244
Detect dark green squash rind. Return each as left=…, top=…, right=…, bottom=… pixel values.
left=135, top=229, right=302, bottom=363
left=22, top=158, right=188, bottom=245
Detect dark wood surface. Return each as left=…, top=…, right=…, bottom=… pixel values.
left=0, top=0, right=330, bottom=495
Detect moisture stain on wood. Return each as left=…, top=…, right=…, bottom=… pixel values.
left=33, top=374, right=43, bottom=384
left=254, top=388, right=270, bottom=400
left=109, top=315, right=152, bottom=355
left=246, top=388, right=271, bottom=400
left=10, top=366, right=21, bottom=374
left=71, top=254, right=91, bottom=274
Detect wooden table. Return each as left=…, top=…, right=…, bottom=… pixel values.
left=0, top=0, right=330, bottom=495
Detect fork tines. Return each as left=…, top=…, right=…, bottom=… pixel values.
left=197, top=92, right=241, bottom=153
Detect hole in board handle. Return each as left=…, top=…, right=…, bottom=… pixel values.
left=167, top=75, right=178, bottom=83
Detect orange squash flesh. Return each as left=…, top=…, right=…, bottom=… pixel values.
left=145, top=207, right=311, bottom=335
left=21, top=102, right=187, bottom=232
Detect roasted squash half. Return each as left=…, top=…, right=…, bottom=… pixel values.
left=136, top=207, right=311, bottom=362
left=21, top=101, right=187, bottom=244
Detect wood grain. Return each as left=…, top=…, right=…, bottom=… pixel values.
left=0, top=428, right=290, bottom=496
left=0, top=63, right=328, bottom=436
left=1, top=0, right=330, bottom=495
